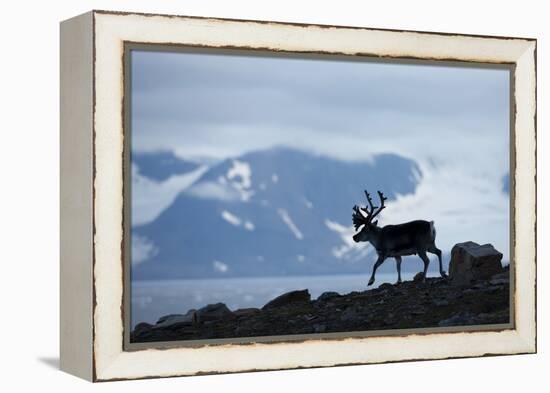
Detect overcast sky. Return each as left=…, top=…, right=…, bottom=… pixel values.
left=131, top=49, right=511, bottom=260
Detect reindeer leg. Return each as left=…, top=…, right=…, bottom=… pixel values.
left=428, top=246, right=447, bottom=278
left=368, top=255, right=386, bottom=286
left=395, top=256, right=402, bottom=284
left=418, top=251, right=430, bottom=283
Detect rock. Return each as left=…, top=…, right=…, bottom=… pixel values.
left=413, top=272, right=425, bottom=282
left=490, top=269, right=509, bottom=279
left=449, top=242, right=503, bottom=285
left=383, top=313, right=396, bottom=325
left=233, top=308, right=261, bottom=317
left=480, top=285, right=502, bottom=293
left=313, top=323, right=327, bottom=333
left=438, top=312, right=476, bottom=327
left=131, top=256, right=510, bottom=343
left=341, top=306, right=363, bottom=322
left=410, top=308, right=426, bottom=316
left=153, top=310, right=198, bottom=329
left=317, top=291, right=340, bottom=301
left=489, top=270, right=510, bottom=285
left=133, top=322, right=153, bottom=336
left=262, top=289, right=311, bottom=310
left=340, top=308, right=355, bottom=322
left=378, top=283, right=394, bottom=290
left=156, top=313, right=185, bottom=324
left=197, top=303, right=234, bottom=322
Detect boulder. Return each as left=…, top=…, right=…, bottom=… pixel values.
left=489, top=269, right=510, bottom=285
left=340, top=306, right=359, bottom=322
left=233, top=308, right=261, bottom=317
left=156, top=313, right=186, bottom=324
left=153, top=310, right=198, bottom=330
left=133, top=322, right=153, bottom=336
left=197, top=303, right=234, bottom=322
left=449, top=241, right=503, bottom=285
left=262, top=289, right=311, bottom=310
left=433, top=299, right=449, bottom=307
left=317, top=291, right=340, bottom=302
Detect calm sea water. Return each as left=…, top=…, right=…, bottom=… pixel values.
left=131, top=272, right=417, bottom=327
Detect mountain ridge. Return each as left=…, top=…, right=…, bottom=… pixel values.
left=132, top=147, right=425, bottom=279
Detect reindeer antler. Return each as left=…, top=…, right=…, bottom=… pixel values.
left=369, top=190, right=387, bottom=221
left=352, top=190, right=387, bottom=229
left=352, top=205, right=369, bottom=230
left=364, top=191, right=377, bottom=214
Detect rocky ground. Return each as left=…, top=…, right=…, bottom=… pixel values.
left=131, top=242, right=510, bottom=343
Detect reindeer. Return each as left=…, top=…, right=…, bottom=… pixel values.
left=352, top=190, right=446, bottom=286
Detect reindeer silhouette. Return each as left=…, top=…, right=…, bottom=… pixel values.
left=352, top=190, right=447, bottom=285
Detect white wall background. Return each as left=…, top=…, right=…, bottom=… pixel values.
left=0, top=0, right=546, bottom=391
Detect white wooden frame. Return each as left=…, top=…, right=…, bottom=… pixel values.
left=60, top=10, right=536, bottom=382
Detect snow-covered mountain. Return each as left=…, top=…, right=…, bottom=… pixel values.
left=132, top=147, right=422, bottom=279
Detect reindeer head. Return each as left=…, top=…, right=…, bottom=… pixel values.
left=352, top=190, right=387, bottom=243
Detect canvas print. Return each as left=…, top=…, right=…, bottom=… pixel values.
left=128, top=48, right=511, bottom=344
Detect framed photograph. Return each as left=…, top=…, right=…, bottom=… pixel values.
left=60, top=10, right=537, bottom=382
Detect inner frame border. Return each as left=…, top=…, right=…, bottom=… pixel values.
left=121, top=42, right=517, bottom=352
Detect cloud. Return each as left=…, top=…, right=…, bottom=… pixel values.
left=185, top=181, right=241, bottom=202
left=379, top=162, right=510, bottom=261
left=131, top=49, right=510, bottom=261
left=132, top=164, right=207, bottom=226
left=131, top=50, right=509, bottom=166
left=185, top=159, right=255, bottom=202
left=325, top=219, right=369, bottom=260
left=132, top=235, right=158, bottom=265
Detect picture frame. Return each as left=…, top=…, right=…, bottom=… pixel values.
left=60, top=10, right=537, bottom=382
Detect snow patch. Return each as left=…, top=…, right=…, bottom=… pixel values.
left=220, top=210, right=255, bottom=231
left=225, top=160, right=254, bottom=201
left=271, top=173, right=279, bottom=183
left=227, top=159, right=252, bottom=189
left=297, top=255, right=306, bottom=263
left=278, top=208, right=304, bottom=240
left=221, top=210, right=242, bottom=226
left=213, top=260, right=229, bottom=273
left=244, top=221, right=255, bottom=231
